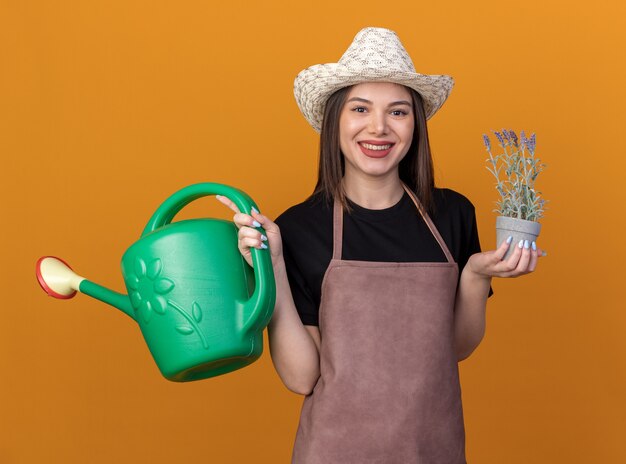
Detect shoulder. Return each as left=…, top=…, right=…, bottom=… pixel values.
left=433, top=187, right=476, bottom=217
left=275, top=193, right=333, bottom=235
left=430, top=187, right=478, bottom=231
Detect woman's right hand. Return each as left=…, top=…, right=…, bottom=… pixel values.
left=217, top=195, right=320, bottom=395
left=215, top=195, right=283, bottom=268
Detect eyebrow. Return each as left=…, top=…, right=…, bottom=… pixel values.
left=346, top=97, right=413, bottom=107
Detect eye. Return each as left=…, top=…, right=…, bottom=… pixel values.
left=390, top=109, right=409, bottom=116
left=351, top=106, right=367, bottom=113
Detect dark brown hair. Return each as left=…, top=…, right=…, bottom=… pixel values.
left=311, top=85, right=437, bottom=215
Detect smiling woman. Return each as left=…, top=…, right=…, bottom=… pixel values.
left=315, top=81, right=438, bottom=215
left=217, top=26, right=544, bottom=464
left=339, top=83, right=414, bottom=196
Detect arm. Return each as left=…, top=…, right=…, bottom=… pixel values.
left=454, top=237, right=545, bottom=361
left=268, top=258, right=321, bottom=395
left=453, top=266, right=491, bottom=361
left=215, top=196, right=320, bottom=395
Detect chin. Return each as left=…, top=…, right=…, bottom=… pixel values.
left=361, top=160, right=401, bottom=175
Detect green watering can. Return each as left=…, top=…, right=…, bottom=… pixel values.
left=36, top=183, right=276, bottom=382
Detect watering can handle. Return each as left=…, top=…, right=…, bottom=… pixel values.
left=141, top=183, right=262, bottom=235
left=142, top=182, right=275, bottom=334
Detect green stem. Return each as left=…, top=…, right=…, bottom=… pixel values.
left=167, top=300, right=209, bottom=349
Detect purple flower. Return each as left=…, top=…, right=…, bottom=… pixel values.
left=494, top=131, right=504, bottom=145
left=482, top=134, right=491, bottom=151
left=528, top=133, right=536, bottom=153
left=509, top=130, right=518, bottom=146
left=520, top=130, right=527, bottom=148
left=502, top=129, right=511, bottom=143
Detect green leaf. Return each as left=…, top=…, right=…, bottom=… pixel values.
left=192, top=302, right=202, bottom=323
left=176, top=326, right=194, bottom=335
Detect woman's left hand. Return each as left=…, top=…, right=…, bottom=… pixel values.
left=467, top=237, right=546, bottom=279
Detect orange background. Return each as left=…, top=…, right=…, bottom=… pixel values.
left=1, top=1, right=625, bottom=462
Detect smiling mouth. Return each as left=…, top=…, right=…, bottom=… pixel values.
left=359, top=142, right=393, bottom=151
left=357, top=141, right=395, bottom=158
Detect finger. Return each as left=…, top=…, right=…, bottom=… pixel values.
left=515, top=240, right=532, bottom=274
left=501, top=239, right=524, bottom=275
left=234, top=212, right=262, bottom=229
left=215, top=195, right=240, bottom=214
left=241, top=236, right=267, bottom=250
left=527, top=241, right=539, bottom=272
left=493, top=235, right=513, bottom=261
left=531, top=243, right=547, bottom=258
left=238, top=226, right=267, bottom=242
left=249, top=210, right=280, bottom=234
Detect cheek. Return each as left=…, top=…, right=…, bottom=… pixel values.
left=399, top=122, right=415, bottom=146
left=338, top=128, right=349, bottom=154
left=392, top=122, right=415, bottom=160
left=339, top=117, right=361, bottom=138
left=339, top=118, right=360, bottom=151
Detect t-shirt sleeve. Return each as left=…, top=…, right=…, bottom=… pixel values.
left=275, top=212, right=321, bottom=326
left=282, top=242, right=319, bottom=325
left=459, top=200, right=494, bottom=298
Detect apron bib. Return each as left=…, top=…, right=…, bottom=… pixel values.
left=292, top=185, right=466, bottom=464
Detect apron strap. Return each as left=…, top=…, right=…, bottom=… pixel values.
left=332, top=197, right=344, bottom=260
left=332, top=185, right=455, bottom=264
left=401, top=184, right=455, bottom=264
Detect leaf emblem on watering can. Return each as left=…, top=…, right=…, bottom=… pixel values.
left=125, top=256, right=209, bottom=349
left=173, top=302, right=203, bottom=335
left=126, top=257, right=175, bottom=323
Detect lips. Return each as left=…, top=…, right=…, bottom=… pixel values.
left=358, top=141, right=395, bottom=158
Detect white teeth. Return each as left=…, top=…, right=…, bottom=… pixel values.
left=361, top=143, right=392, bottom=151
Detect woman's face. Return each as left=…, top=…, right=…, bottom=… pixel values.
left=339, top=82, right=414, bottom=181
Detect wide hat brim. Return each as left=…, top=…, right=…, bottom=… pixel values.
left=294, top=63, right=454, bottom=133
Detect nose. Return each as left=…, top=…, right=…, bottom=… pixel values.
left=368, top=110, right=388, bottom=135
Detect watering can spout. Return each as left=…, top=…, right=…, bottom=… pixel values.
left=36, top=257, right=135, bottom=320
left=79, top=280, right=135, bottom=320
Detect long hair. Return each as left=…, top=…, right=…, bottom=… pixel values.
left=311, top=85, right=436, bottom=215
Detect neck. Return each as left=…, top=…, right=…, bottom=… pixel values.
left=342, top=173, right=405, bottom=209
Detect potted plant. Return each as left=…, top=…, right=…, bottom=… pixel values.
left=482, top=129, right=547, bottom=259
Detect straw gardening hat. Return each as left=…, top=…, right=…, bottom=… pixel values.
left=294, top=27, right=454, bottom=133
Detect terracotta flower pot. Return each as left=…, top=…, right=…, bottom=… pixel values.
left=496, top=216, right=542, bottom=260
